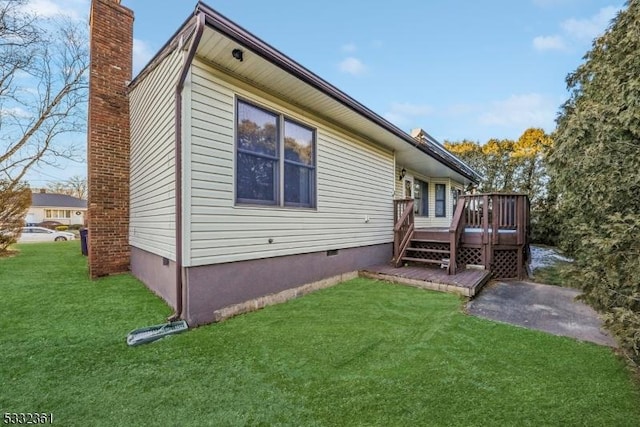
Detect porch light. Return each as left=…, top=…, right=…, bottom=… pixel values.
left=232, top=48, right=244, bottom=62
left=399, top=168, right=406, bottom=181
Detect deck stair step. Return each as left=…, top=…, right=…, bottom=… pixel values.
left=406, top=247, right=450, bottom=254
left=400, top=257, right=446, bottom=265
left=410, top=238, right=449, bottom=244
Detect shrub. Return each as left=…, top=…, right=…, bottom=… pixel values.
left=67, top=224, right=83, bottom=230
left=0, top=181, right=31, bottom=253
left=55, top=225, right=69, bottom=231
left=530, top=209, right=560, bottom=246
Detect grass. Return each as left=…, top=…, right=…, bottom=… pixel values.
left=2, top=242, right=640, bottom=426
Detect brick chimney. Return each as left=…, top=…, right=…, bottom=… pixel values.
left=87, top=0, right=134, bottom=277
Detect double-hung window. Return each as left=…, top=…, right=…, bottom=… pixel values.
left=236, top=99, right=316, bottom=208
left=435, top=183, right=446, bottom=217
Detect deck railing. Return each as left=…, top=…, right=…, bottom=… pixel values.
left=460, top=193, right=527, bottom=231
left=393, top=193, right=529, bottom=277
left=449, top=193, right=529, bottom=275
left=448, top=197, right=466, bottom=274
left=393, top=198, right=414, bottom=267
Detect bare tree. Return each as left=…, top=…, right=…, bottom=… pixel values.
left=0, top=0, right=88, bottom=191
left=46, top=175, right=87, bottom=199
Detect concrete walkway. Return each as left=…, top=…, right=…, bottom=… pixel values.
left=466, top=281, right=617, bottom=347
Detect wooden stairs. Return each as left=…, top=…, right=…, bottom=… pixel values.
left=394, top=194, right=531, bottom=281
left=400, top=230, right=451, bottom=269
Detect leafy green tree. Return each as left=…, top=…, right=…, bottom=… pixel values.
left=550, top=0, right=640, bottom=364
left=445, top=128, right=557, bottom=243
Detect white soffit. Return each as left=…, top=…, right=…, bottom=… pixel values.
left=196, top=27, right=471, bottom=184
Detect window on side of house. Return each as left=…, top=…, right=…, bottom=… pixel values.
left=435, top=183, right=446, bottom=217
left=284, top=119, right=315, bottom=207
left=235, top=99, right=316, bottom=208
left=236, top=101, right=279, bottom=205
left=414, top=179, right=429, bottom=216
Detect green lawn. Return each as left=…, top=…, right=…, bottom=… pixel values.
left=1, top=243, right=639, bottom=426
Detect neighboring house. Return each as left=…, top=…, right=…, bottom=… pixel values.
left=88, top=0, right=491, bottom=326
left=26, top=190, right=87, bottom=226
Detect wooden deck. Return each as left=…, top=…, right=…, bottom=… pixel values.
left=394, top=194, right=530, bottom=279
left=360, top=264, right=491, bottom=297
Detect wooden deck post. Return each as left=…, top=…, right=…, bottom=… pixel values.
left=482, top=195, right=490, bottom=269
left=448, top=197, right=467, bottom=275
left=517, top=246, right=524, bottom=279
left=516, top=196, right=524, bottom=245
left=491, top=195, right=500, bottom=245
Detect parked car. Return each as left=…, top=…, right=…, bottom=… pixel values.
left=17, top=226, right=75, bottom=243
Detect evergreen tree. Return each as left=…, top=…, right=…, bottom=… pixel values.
left=550, top=0, right=640, bottom=364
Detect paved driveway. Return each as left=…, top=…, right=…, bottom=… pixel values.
left=466, top=281, right=617, bottom=347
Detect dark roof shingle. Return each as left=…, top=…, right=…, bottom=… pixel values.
left=31, top=193, right=87, bottom=208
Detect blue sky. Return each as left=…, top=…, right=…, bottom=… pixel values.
left=23, top=0, right=624, bottom=186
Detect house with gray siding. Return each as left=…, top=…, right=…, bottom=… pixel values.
left=88, top=0, right=481, bottom=326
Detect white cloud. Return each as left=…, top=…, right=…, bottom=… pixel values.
left=338, top=57, right=366, bottom=76
left=561, top=6, right=620, bottom=41
left=533, top=6, right=622, bottom=53
left=532, top=35, right=566, bottom=51
left=0, top=106, right=32, bottom=119
left=21, top=0, right=88, bottom=20
left=478, top=93, right=557, bottom=130
left=341, top=42, right=357, bottom=53
left=384, top=102, right=434, bottom=126
left=133, top=38, right=155, bottom=76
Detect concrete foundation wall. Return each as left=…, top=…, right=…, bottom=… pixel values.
left=184, top=243, right=389, bottom=325
left=131, top=246, right=177, bottom=310
left=130, top=243, right=390, bottom=326
left=184, top=243, right=391, bottom=325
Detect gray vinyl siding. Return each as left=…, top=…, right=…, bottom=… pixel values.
left=185, top=61, right=394, bottom=266
left=129, top=48, right=184, bottom=259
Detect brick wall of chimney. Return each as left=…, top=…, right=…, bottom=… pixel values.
left=87, top=0, right=134, bottom=277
